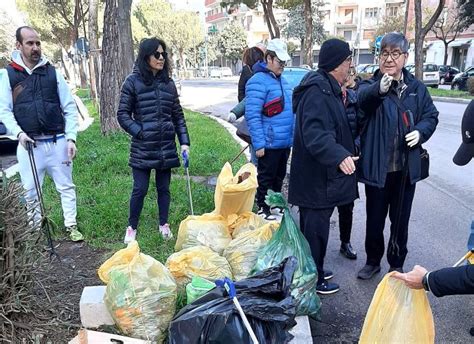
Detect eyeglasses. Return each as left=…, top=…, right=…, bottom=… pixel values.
left=380, top=50, right=406, bottom=61
left=153, top=51, right=168, bottom=60
left=274, top=56, right=286, bottom=67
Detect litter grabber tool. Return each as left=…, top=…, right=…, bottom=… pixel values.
left=453, top=221, right=474, bottom=267
left=216, top=277, right=259, bottom=344
left=388, top=93, right=415, bottom=257
left=182, top=150, right=194, bottom=216
left=230, top=144, right=250, bottom=165
left=26, top=142, right=60, bottom=261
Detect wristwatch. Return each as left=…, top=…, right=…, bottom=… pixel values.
left=421, top=272, right=431, bottom=292
left=67, top=139, right=76, bottom=144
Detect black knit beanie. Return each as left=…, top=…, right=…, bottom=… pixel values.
left=318, top=39, right=352, bottom=72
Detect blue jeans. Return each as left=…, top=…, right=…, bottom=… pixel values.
left=129, top=167, right=171, bottom=229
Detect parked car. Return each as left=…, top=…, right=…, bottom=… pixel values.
left=221, top=67, right=233, bottom=77
left=405, top=64, right=439, bottom=88
left=356, top=64, right=370, bottom=74
left=438, top=65, right=460, bottom=84
left=451, top=66, right=474, bottom=91
left=0, top=123, right=18, bottom=152
left=357, top=64, right=378, bottom=81
left=209, top=66, right=233, bottom=78
left=282, top=67, right=310, bottom=90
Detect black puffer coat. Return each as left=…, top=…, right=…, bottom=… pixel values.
left=117, top=71, right=190, bottom=170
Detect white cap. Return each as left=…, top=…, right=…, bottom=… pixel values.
left=266, top=38, right=291, bottom=61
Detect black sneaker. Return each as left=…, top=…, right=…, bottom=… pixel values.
left=316, top=280, right=340, bottom=295
left=388, top=267, right=404, bottom=273
left=357, top=264, right=381, bottom=280
left=323, top=269, right=334, bottom=280
left=340, top=242, right=357, bottom=260
left=257, top=207, right=277, bottom=221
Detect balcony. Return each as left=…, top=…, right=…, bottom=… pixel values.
left=336, top=2, right=358, bottom=7
left=205, top=12, right=227, bottom=23
left=205, top=0, right=217, bottom=6
left=336, top=17, right=358, bottom=28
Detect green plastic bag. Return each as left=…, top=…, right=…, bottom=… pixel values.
left=185, top=276, right=216, bottom=304
left=250, top=191, right=321, bottom=318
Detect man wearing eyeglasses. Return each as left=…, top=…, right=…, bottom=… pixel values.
left=289, top=38, right=358, bottom=294
left=356, top=32, right=439, bottom=280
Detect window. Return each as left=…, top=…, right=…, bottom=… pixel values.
left=246, top=15, right=252, bottom=31
left=344, top=30, right=352, bottom=41
left=363, top=29, right=375, bottom=40
left=365, top=7, right=379, bottom=18
left=320, top=10, right=330, bottom=21
left=386, top=5, right=399, bottom=17
left=344, top=9, right=354, bottom=24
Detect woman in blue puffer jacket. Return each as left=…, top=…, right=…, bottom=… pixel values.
left=244, top=38, right=294, bottom=220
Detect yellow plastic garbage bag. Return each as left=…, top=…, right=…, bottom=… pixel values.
left=223, top=222, right=279, bottom=280
left=213, top=162, right=258, bottom=218
left=175, top=214, right=231, bottom=254
left=166, top=246, right=233, bottom=289
left=359, top=273, right=435, bottom=344
left=227, top=211, right=269, bottom=238
left=98, top=241, right=177, bottom=343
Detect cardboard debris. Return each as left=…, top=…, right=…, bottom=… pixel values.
left=68, top=329, right=151, bottom=344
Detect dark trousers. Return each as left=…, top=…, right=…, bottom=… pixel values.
left=300, top=207, right=335, bottom=284
left=337, top=201, right=354, bottom=244
left=256, top=148, right=290, bottom=209
left=128, top=167, right=171, bottom=229
left=364, top=171, right=416, bottom=268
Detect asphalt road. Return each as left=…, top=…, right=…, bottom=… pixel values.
left=181, top=78, right=474, bottom=343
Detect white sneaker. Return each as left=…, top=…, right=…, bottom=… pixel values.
left=124, top=226, right=137, bottom=244
left=159, top=223, right=173, bottom=240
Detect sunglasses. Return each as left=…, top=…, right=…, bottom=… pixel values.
left=274, top=56, right=286, bottom=67
left=153, top=51, right=168, bottom=60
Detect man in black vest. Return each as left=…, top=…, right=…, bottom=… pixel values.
left=0, top=26, right=83, bottom=241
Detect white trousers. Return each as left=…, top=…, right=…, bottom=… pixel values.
left=17, top=137, right=77, bottom=227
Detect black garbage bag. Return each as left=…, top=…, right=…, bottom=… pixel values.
left=167, top=256, right=298, bottom=344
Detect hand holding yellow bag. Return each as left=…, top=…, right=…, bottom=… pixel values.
left=359, top=273, right=435, bottom=344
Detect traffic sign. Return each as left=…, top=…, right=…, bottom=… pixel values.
left=208, top=25, right=218, bottom=35
left=75, top=37, right=89, bottom=55
left=375, top=35, right=383, bottom=49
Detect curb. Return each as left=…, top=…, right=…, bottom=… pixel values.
left=431, top=96, right=472, bottom=104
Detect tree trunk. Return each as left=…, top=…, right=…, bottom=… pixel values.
left=88, top=0, right=100, bottom=102
left=303, top=0, right=313, bottom=65
left=261, top=1, right=275, bottom=38
left=443, top=41, right=449, bottom=65
left=403, top=0, right=410, bottom=36
left=264, top=0, right=280, bottom=38
left=60, top=51, right=71, bottom=81
left=414, top=0, right=445, bottom=80
left=100, top=0, right=134, bottom=135
left=78, top=55, right=88, bottom=89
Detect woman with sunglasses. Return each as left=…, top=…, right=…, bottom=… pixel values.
left=117, top=37, right=190, bottom=244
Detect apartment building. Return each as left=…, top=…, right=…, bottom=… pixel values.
left=204, top=0, right=473, bottom=70
left=420, top=0, right=473, bottom=70
left=303, top=0, right=405, bottom=65
left=204, top=0, right=288, bottom=46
